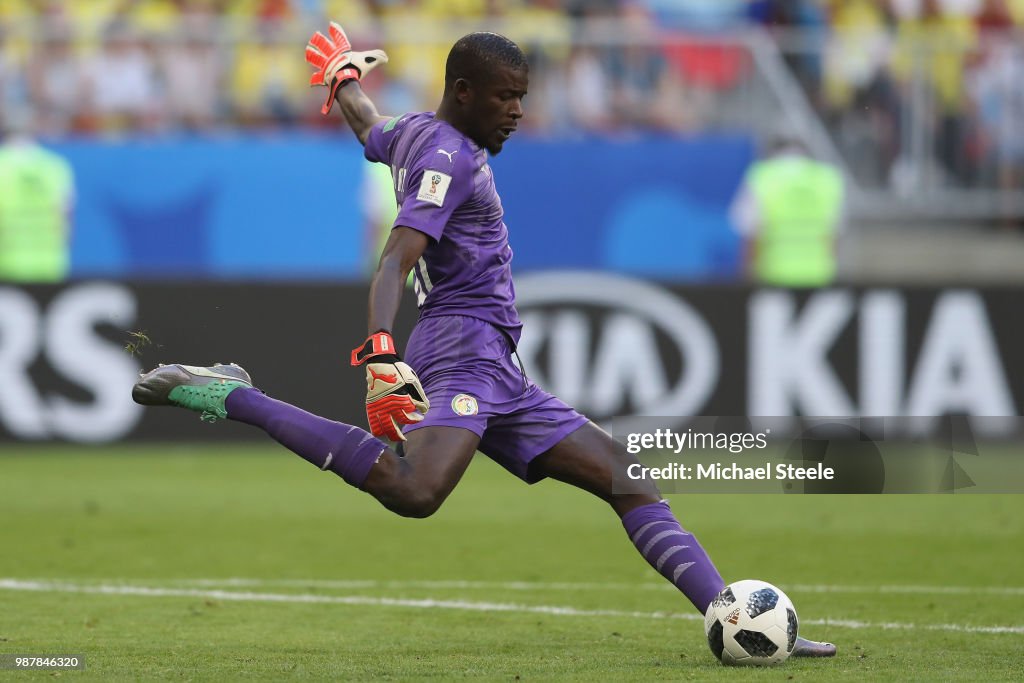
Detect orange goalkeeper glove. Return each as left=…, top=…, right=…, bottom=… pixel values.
left=305, top=21, right=388, bottom=114
left=351, top=331, right=429, bottom=442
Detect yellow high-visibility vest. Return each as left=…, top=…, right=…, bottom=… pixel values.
left=0, top=142, right=73, bottom=282
left=749, top=156, right=843, bottom=287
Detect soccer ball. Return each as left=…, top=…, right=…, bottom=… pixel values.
left=703, top=580, right=798, bottom=666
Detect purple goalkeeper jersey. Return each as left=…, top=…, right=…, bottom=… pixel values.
left=364, top=112, right=522, bottom=343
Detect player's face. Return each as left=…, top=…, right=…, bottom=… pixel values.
left=467, top=65, right=528, bottom=155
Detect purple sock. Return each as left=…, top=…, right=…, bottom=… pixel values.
left=224, top=388, right=385, bottom=489
left=621, top=501, right=726, bottom=614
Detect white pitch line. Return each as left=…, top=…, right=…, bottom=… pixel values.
left=0, top=579, right=696, bottom=621
left=95, top=577, right=1024, bottom=598
left=180, top=578, right=666, bottom=591
left=794, top=584, right=1024, bottom=597
left=1, top=579, right=1022, bottom=636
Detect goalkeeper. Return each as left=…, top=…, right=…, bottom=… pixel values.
left=133, top=23, right=834, bottom=657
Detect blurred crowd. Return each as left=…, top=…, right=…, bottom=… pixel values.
left=0, top=0, right=745, bottom=136
left=767, top=0, right=1024, bottom=193
left=0, top=1, right=1022, bottom=191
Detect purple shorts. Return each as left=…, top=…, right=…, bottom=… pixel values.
left=403, top=315, right=588, bottom=483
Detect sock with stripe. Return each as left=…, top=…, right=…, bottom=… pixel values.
left=621, top=500, right=726, bottom=613
left=224, top=388, right=385, bottom=489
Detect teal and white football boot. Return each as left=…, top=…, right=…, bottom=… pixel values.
left=132, top=363, right=253, bottom=422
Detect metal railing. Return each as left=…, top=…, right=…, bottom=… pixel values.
left=767, top=26, right=1024, bottom=221
left=1, top=16, right=1021, bottom=220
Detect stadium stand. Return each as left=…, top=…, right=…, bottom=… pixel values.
left=0, top=0, right=1021, bottom=228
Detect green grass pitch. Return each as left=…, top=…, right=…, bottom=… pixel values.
left=1, top=445, right=1022, bottom=680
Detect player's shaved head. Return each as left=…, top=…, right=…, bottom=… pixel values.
left=444, top=32, right=528, bottom=92
left=438, top=32, right=528, bottom=154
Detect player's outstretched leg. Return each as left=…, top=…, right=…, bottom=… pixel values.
left=628, top=495, right=832, bottom=657
left=620, top=499, right=727, bottom=613
left=531, top=423, right=726, bottom=612
left=531, top=422, right=835, bottom=658
left=132, top=363, right=480, bottom=518
left=132, top=363, right=386, bottom=488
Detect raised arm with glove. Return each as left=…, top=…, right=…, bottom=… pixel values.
left=305, top=21, right=388, bottom=114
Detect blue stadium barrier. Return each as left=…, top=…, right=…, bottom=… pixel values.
left=54, top=133, right=754, bottom=280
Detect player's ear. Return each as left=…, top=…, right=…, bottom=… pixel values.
left=453, top=78, right=473, bottom=104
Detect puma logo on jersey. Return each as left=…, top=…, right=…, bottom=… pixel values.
left=368, top=367, right=397, bottom=389
left=436, top=148, right=458, bottom=163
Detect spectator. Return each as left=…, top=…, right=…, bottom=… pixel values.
left=380, top=0, right=473, bottom=113
left=158, top=7, right=223, bottom=131
left=890, top=0, right=978, bottom=185
left=608, top=3, right=694, bottom=133
left=638, top=0, right=747, bottom=30
left=315, top=0, right=376, bottom=25
left=565, top=44, right=616, bottom=132
left=654, top=0, right=753, bottom=120
left=420, top=0, right=487, bottom=15
left=968, top=29, right=1024, bottom=218
left=85, top=20, right=164, bottom=133
left=0, top=24, right=23, bottom=130
left=221, top=0, right=294, bottom=21
left=125, top=0, right=184, bottom=37
left=229, top=15, right=308, bottom=126
left=975, top=0, right=1016, bottom=33
left=0, top=109, right=76, bottom=282
left=821, top=0, right=900, bottom=188
left=729, top=134, right=846, bottom=287
left=26, top=20, right=91, bottom=135
left=749, top=0, right=827, bottom=96
left=1, top=1, right=32, bottom=82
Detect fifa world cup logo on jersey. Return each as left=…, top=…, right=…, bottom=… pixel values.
left=430, top=174, right=442, bottom=194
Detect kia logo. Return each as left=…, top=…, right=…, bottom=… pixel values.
left=516, top=272, right=718, bottom=429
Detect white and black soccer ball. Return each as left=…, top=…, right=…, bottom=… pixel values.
left=703, top=580, right=798, bottom=666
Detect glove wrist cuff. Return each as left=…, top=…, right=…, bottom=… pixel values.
left=351, top=331, right=399, bottom=366
left=321, top=68, right=361, bottom=115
